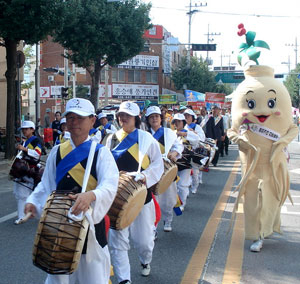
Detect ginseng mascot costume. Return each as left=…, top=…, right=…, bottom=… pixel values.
left=227, top=24, right=299, bottom=252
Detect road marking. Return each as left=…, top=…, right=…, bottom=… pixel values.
left=281, top=206, right=300, bottom=216
left=290, top=168, right=300, bottom=175
left=222, top=202, right=244, bottom=284
left=180, top=159, right=240, bottom=284
left=0, top=211, right=17, bottom=223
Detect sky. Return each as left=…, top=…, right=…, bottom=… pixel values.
left=143, top=0, right=300, bottom=74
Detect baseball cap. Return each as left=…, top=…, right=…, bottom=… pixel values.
left=211, top=105, right=220, bottom=109
left=117, top=101, right=140, bottom=116
left=98, top=113, right=107, bottom=120
left=146, top=106, right=161, bottom=117
left=21, top=120, right=35, bottom=130
left=60, top=118, right=66, bottom=124
left=168, top=108, right=173, bottom=111
left=63, top=98, right=95, bottom=117
left=179, top=105, right=187, bottom=110
left=184, top=108, right=197, bottom=119
left=172, top=113, right=185, bottom=122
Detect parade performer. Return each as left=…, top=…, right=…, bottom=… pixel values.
left=227, top=25, right=299, bottom=252
left=184, top=108, right=206, bottom=193
left=98, top=113, right=117, bottom=144
left=106, top=101, right=164, bottom=284
left=205, top=105, right=225, bottom=167
left=25, top=98, right=119, bottom=283
left=172, top=114, right=200, bottom=211
left=54, top=117, right=70, bottom=145
left=145, top=106, right=184, bottom=232
left=13, top=121, right=42, bottom=225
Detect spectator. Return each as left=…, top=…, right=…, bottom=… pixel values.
left=51, top=111, right=61, bottom=144
left=43, top=108, right=51, bottom=128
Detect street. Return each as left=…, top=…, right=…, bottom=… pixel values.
left=0, top=141, right=299, bottom=284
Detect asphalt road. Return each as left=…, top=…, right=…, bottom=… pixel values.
left=0, top=140, right=299, bottom=284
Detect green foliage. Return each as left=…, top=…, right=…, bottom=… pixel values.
left=75, top=85, right=90, bottom=99
left=238, top=31, right=270, bottom=66
left=284, top=64, right=300, bottom=107
left=171, top=56, right=232, bottom=95
left=0, top=0, right=63, bottom=44
left=53, top=0, right=151, bottom=107
left=21, top=81, right=34, bottom=90
left=23, top=45, right=35, bottom=74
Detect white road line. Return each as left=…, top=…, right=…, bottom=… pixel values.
left=281, top=206, right=300, bottom=216
left=0, top=211, right=17, bottom=223
left=290, top=168, right=300, bottom=175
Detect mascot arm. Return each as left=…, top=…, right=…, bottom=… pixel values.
left=270, top=123, right=299, bottom=163
left=227, top=128, right=257, bottom=152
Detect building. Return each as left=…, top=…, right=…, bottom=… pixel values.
left=39, top=25, right=186, bottom=123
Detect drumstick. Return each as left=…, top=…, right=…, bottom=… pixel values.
left=19, top=212, right=32, bottom=224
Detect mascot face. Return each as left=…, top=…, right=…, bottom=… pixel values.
left=231, top=65, right=293, bottom=134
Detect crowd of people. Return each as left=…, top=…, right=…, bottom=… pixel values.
left=12, top=99, right=232, bottom=284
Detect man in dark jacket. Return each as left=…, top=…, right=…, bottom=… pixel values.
left=205, top=105, right=224, bottom=166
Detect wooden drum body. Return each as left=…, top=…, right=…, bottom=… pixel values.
left=150, top=160, right=178, bottom=195
left=33, top=192, right=89, bottom=274
left=9, top=158, right=30, bottom=179
left=108, top=173, right=147, bottom=230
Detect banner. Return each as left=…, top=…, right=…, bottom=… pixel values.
left=185, top=90, right=205, bottom=102
left=112, top=84, right=159, bottom=100
left=117, top=55, right=159, bottom=70
left=40, top=87, right=50, bottom=98
left=205, top=92, right=225, bottom=103
left=187, top=101, right=206, bottom=111
left=158, top=94, right=177, bottom=104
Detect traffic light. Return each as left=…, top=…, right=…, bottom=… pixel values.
left=61, top=87, right=69, bottom=98
left=192, top=44, right=217, bottom=51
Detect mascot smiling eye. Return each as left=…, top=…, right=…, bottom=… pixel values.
left=246, top=99, right=256, bottom=109
left=267, top=98, right=276, bottom=108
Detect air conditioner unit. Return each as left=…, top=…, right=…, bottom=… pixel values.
left=48, top=75, right=54, bottom=82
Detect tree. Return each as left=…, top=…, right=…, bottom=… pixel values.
left=0, top=0, right=63, bottom=159
left=171, top=56, right=232, bottom=95
left=53, top=0, right=151, bottom=108
left=284, top=64, right=300, bottom=108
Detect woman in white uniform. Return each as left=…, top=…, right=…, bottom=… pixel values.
left=172, top=114, right=200, bottom=211
left=106, top=102, right=164, bottom=284
left=145, top=106, right=184, bottom=232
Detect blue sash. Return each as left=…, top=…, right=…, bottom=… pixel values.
left=24, top=136, right=37, bottom=147
left=101, top=123, right=111, bottom=137
left=180, top=129, right=187, bottom=133
left=111, top=129, right=138, bottom=161
left=56, top=140, right=102, bottom=185
left=89, top=128, right=99, bottom=136
left=153, top=127, right=164, bottom=141
left=188, top=123, right=196, bottom=130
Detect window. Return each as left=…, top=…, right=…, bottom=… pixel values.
left=144, top=40, right=150, bottom=52
left=128, top=70, right=141, bottom=82
left=100, top=69, right=105, bottom=82
left=146, top=71, right=158, bottom=84
left=112, top=69, right=125, bottom=82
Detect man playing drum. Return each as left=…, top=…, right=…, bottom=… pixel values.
left=172, top=114, right=200, bottom=211
left=105, top=101, right=164, bottom=284
left=183, top=108, right=206, bottom=194
left=25, top=98, right=119, bottom=284
left=145, top=106, right=183, bottom=233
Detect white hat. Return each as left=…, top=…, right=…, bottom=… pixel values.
left=146, top=106, right=161, bottom=117
left=21, top=120, right=35, bottom=130
left=172, top=113, right=185, bottom=121
left=63, top=98, right=95, bottom=117
left=98, top=113, right=107, bottom=120
left=184, top=108, right=197, bottom=119
left=117, top=101, right=140, bottom=116
left=60, top=118, right=66, bottom=124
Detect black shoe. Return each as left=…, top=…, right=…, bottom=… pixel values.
left=213, top=163, right=217, bottom=167
left=119, top=280, right=131, bottom=284
left=225, top=152, right=228, bottom=155
left=220, top=154, right=224, bottom=157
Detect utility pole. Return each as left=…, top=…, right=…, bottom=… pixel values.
left=35, top=43, right=40, bottom=133
left=186, top=1, right=207, bottom=66
left=204, top=24, right=221, bottom=63
left=286, top=37, right=299, bottom=69
left=72, top=63, right=76, bottom=98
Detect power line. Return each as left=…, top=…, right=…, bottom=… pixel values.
left=151, top=6, right=300, bottom=18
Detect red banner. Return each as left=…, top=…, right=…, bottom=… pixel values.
left=205, top=92, right=225, bottom=103
left=187, top=101, right=206, bottom=111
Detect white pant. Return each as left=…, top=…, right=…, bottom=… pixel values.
left=13, top=179, right=33, bottom=219
left=109, top=200, right=156, bottom=283
left=156, top=182, right=177, bottom=224
left=177, top=169, right=191, bottom=207
left=45, top=247, right=110, bottom=284
left=191, top=164, right=200, bottom=192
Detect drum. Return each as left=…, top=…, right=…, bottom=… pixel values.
left=192, top=142, right=211, bottom=167
left=149, top=160, right=178, bottom=195
left=108, top=172, right=147, bottom=230
left=9, top=158, right=30, bottom=179
left=33, top=192, right=89, bottom=274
